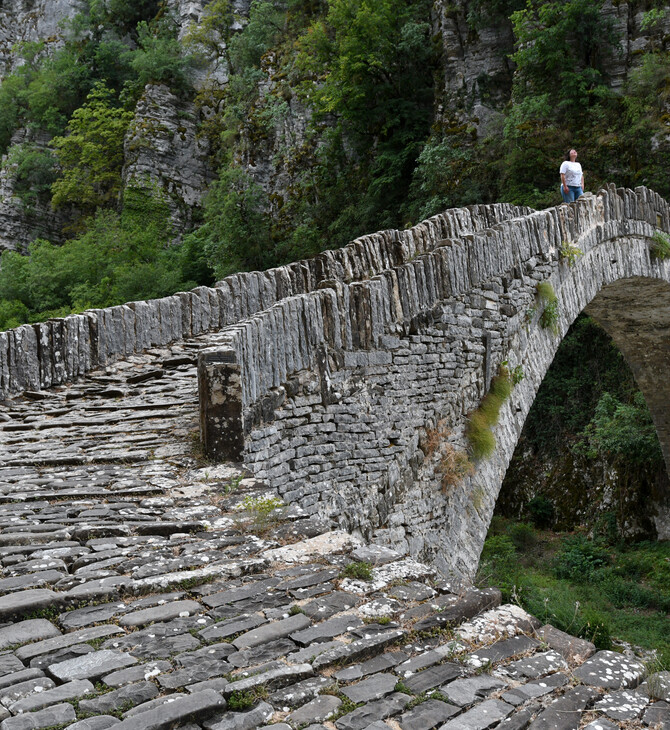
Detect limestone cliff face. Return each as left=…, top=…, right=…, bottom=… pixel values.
left=122, top=84, right=212, bottom=236
left=432, top=0, right=670, bottom=135
left=0, top=0, right=228, bottom=252
left=0, top=0, right=77, bottom=78
left=2, top=0, right=670, bottom=253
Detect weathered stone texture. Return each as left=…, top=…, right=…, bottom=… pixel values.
left=0, top=201, right=525, bottom=401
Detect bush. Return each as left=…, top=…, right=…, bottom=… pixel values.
left=0, top=300, right=29, bottom=330
left=129, top=18, right=195, bottom=95
left=0, top=186, right=188, bottom=328
left=553, top=535, right=611, bottom=581
left=51, top=83, right=133, bottom=212
left=7, top=144, right=58, bottom=208
left=507, top=522, right=537, bottom=550
left=526, top=495, right=555, bottom=528
left=478, top=535, right=520, bottom=601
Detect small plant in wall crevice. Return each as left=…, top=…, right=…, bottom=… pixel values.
left=650, top=231, right=670, bottom=261
left=559, top=240, right=583, bottom=267
left=466, top=363, right=518, bottom=461
left=536, top=281, right=560, bottom=335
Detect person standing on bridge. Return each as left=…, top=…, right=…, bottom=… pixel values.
left=560, top=149, right=584, bottom=203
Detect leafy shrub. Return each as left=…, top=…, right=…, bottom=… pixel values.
left=51, top=83, right=134, bottom=212
left=507, top=522, right=537, bottom=550
left=0, top=186, right=188, bottom=329
left=559, top=240, right=583, bottom=267
left=651, top=231, right=670, bottom=260
left=580, top=392, right=664, bottom=468
left=526, top=495, right=554, bottom=528
left=7, top=144, right=58, bottom=208
left=553, top=535, right=611, bottom=581
left=478, top=535, right=520, bottom=601
left=0, top=299, right=29, bottom=330
left=129, top=18, right=195, bottom=95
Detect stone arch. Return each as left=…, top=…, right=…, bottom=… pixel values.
left=419, top=236, right=670, bottom=583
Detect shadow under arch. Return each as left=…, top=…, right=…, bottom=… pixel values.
left=583, top=276, right=670, bottom=537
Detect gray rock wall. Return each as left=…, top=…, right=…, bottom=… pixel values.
left=433, top=0, right=670, bottom=133
left=198, top=185, right=670, bottom=583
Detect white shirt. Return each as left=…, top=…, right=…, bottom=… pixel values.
left=560, top=161, right=583, bottom=187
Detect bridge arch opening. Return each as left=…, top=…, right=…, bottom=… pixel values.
left=493, top=275, right=670, bottom=546
left=497, top=311, right=668, bottom=540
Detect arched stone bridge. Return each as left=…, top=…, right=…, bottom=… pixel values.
left=2, top=184, right=670, bottom=583
left=197, top=184, right=670, bottom=582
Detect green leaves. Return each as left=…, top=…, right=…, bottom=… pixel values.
left=51, top=84, right=133, bottom=212
left=187, top=167, right=273, bottom=279
left=0, top=187, right=189, bottom=330
left=583, top=392, right=664, bottom=469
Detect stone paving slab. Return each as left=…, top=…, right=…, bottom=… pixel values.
left=0, top=341, right=665, bottom=730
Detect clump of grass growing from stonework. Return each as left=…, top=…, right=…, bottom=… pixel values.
left=240, top=495, right=284, bottom=530
left=340, top=561, right=374, bottom=581
left=466, top=365, right=515, bottom=461
left=466, top=411, right=496, bottom=460
left=536, top=281, right=560, bottom=335
left=437, top=442, right=474, bottom=493
left=651, top=231, right=670, bottom=260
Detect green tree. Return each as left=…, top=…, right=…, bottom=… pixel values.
left=187, top=167, right=273, bottom=279
left=128, top=18, right=194, bottom=95
left=583, top=392, right=664, bottom=469
left=7, top=144, right=58, bottom=209
left=51, top=84, right=133, bottom=212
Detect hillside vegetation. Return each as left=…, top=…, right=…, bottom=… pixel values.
left=2, top=0, right=670, bottom=326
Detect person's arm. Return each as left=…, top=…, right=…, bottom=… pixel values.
left=561, top=173, right=568, bottom=193
left=581, top=172, right=584, bottom=190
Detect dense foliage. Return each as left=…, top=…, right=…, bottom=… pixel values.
left=0, top=1, right=196, bottom=329
left=2, top=0, right=670, bottom=308
left=185, top=0, right=436, bottom=278
left=499, top=315, right=665, bottom=536
left=478, top=516, right=670, bottom=666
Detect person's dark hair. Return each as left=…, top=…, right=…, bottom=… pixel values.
left=565, top=150, right=572, bottom=161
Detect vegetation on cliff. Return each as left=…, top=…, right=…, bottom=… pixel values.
left=1, top=0, right=670, bottom=317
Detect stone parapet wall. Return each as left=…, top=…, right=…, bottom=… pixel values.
left=197, top=184, right=670, bottom=581
left=0, top=202, right=527, bottom=401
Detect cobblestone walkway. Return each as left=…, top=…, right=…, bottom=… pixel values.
left=0, top=339, right=668, bottom=730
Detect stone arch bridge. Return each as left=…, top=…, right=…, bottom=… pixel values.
left=2, top=184, right=670, bottom=582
